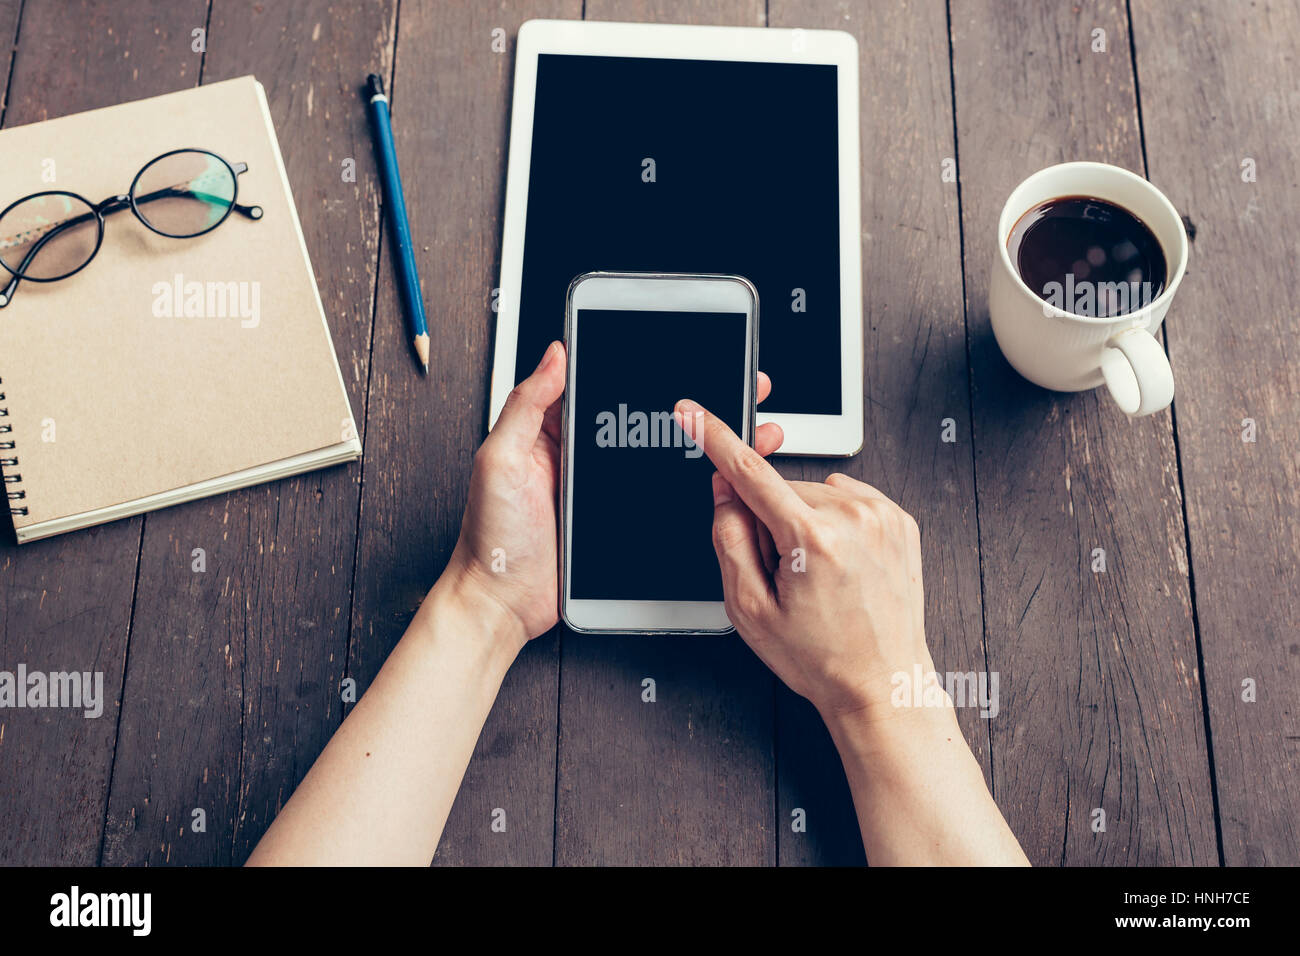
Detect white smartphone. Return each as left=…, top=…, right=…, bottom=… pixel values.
left=560, top=272, right=759, bottom=634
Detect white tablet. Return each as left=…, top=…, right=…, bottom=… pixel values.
left=488, top=19, right=863, bottom=457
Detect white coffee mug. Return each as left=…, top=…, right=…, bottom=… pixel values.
left=989, top=162, right=1188, bottom=417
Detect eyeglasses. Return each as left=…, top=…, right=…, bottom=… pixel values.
left=0, top=147, right=263, bottom=307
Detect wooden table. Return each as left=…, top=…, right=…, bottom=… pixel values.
left=1, top=0, right=1295, bottom=867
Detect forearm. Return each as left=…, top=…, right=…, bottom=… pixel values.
left=823, top=700, right=1030, bottom=866
left=246, top=577, right=521, bottom=866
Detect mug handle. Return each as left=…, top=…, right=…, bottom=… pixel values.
left=1100, top=327, right=1174, bottom=417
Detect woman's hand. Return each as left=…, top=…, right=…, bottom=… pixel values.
left=674, top=398, right=930, bottom=722
left=675, top=398, right=1028, bottom=865
left=441, top=341, right=785, bottom=653
left=438, top=340, right=566, bottom=649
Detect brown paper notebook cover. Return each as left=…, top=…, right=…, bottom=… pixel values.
left=0, top=77, right=360, bottom=543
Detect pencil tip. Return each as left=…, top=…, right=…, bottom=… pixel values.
left=413, top=333, right=430, bottom=372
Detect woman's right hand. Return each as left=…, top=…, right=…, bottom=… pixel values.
left=675, top=398, right=933, bottom=723
left=679, top=397, right=1029, bottom=866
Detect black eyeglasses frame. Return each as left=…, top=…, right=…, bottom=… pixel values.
left=0, top=147, right=263, bottom=307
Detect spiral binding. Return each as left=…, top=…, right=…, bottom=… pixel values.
left=0, top=377, right=24, bottom=516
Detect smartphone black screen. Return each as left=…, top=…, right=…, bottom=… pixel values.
left=569, top=308, right=748, bottom=602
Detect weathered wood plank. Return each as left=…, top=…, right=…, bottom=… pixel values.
left=1130, top=0, right=1300, bottom=865
left=349, top=0, right=577, bottom=867
left=767, top=0, right=987, bottom=867
left=949, top=0, right=1218, bottom=863
left=589, top=0, right=765, bottom=26
left=99, top=0, right=396, bottom=865
left=0, top=0, right=205, bottom=865
left=0, top=1, right=20, bottom=125
left=551, top=0, right=778, bottom=867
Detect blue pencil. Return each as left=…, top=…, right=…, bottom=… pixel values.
left=366, top=73, right=429, bottom=373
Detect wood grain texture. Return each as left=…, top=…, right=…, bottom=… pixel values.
left=99, top=0, right=396, bottom=865
left=766, top=0, right=987, bottom=867
left=0, top=1, right=20, bottom=125
left=7, top=0, right=1294, bottom=869
left=349, top=0, right=578, bottom=867
left=1130, top=0, right=1300, bottom=865
left=552, top=0, right=778, bottom=867
left=949, top=0, right=1217, bottom=863
left=585, top=0, right=765, bottom=26
left=0, top=0, right=205, bottom=866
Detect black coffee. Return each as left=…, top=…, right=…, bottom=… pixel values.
left=1007, top=195, right=1166, bottom=318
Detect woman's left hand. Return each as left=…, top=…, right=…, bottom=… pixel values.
left=441, top=339, right=784, bottom=651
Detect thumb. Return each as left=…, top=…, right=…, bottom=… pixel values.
left=710, top=474, right=775, bottom=623
left=493, top=341, right=565, bottom=456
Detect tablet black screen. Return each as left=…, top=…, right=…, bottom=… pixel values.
left=570, top=309, right=747, bottom=602
left=516, top=54, right=841, bottom=415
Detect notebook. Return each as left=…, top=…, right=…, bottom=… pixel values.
left=0, top=77, right=360, bottom=544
